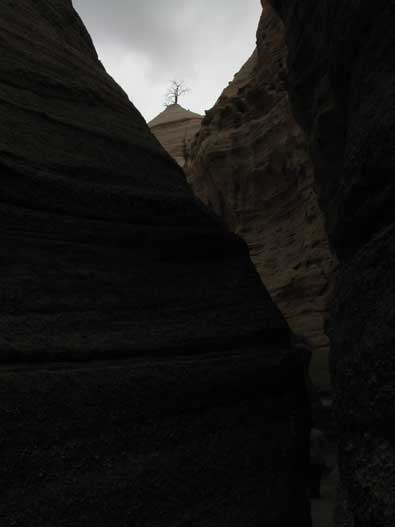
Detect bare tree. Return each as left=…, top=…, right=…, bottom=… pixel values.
left=165, top=80, right=190, bottom=106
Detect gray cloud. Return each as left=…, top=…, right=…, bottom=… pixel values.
left=72, top=0, right=261, bottom=121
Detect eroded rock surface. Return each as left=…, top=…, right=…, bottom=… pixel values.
left=271, top=0, right=395, bottom=524
left=185, top=1, right=335, bottom=388
left=0, top=1, right=310, bottom=525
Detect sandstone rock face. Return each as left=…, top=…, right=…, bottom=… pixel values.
left=149, top=103, right=203, bottom=166
left=271, top=0, right=395, bottom=524
left=185, top=1, right=335, bottom=389
left=0, top=1, right=310, bottom=525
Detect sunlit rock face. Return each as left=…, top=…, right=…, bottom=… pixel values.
left=185, top=0, right=335, bottom=389
left=149, top=103, right=203, bottom=166
left=0, top=1, right=310, bottom=526
left=271, top=0, right=395, bottom=524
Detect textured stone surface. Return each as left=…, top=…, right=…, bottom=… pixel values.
left=185, top=0, right=335, bottom=388
left=0, top=1, right=310, bottom=525
left=149, top=103, right=203, bottom=166
left=0, top=350, right=310, bottom=527
left=271, top=0, right=395, bottom=524
left=0, top=0, right=286, bottom=361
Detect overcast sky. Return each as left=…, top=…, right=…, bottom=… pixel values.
left=72, top=0, right=262, bottom=122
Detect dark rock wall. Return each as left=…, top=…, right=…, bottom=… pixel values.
left=1, top=350, right=310, bottom=527
left=271, top=0, right=395, bottom=524
left=185, top=1, right=335, bottom=389
left=0, top=1, right=310, bottom=525
left=0, top=0, right=286, bottom=360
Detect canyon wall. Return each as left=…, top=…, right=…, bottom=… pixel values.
left=185, top=1, right=335, bottom=389
left=270, top=0, right=395, bottom=524
left=0, top=1, right=310, bottom=525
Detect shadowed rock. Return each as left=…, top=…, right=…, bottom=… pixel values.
left=0, top=0, right=285, bottom=361
left=271, top=0, right=395, bottom=524
left=0, top=1, right=310, bottom=525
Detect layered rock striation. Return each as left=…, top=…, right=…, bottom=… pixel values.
left=271, top=0, right=395, bottom=524
left=185, top=1, right=335, bottom=389
left=149, top=103, right=203, bottom=166
left=0, top=0, right=286, bottom=362
left=0, top=1, right=310, bottom=525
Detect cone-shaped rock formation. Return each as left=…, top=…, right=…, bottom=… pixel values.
left=149, top=103, right=203, bottom=166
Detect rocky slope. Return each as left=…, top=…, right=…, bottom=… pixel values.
left=0, top=1, right=310, bottom=525
left=185, top=1, right=335, bottom=389
left=149, top=103, right=203, bottom=166
left=271, top=0, right=395, bottom=524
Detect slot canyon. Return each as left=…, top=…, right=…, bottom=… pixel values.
left=0, top=1, right=394, bottom=526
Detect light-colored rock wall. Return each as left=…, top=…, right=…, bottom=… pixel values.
left=185, top=0, right=335, bottom=388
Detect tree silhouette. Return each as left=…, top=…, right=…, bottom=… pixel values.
left=165, top=80, right=190, bottom=106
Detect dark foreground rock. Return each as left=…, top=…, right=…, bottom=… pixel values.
left=0, top=351, right=309, bottom=527
left=185, top=1, right=335, bottom=389
left=271, top=0, right=395, bottom=524
left=0, top=1, right=310, bottom=525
